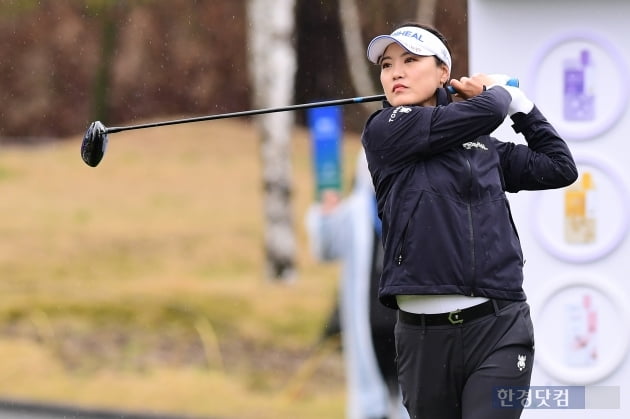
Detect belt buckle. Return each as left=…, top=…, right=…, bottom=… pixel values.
left=448, top=309, right=463, bottom=325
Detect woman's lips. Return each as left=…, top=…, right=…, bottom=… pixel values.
left=393, top=83, right=406, bottom=92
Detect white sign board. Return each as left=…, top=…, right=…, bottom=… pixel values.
left=469, top=1, right=630, bottom=417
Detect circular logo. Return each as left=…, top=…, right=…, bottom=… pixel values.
left=527, top=31, right=630, bottom=141
left=531, top=273, right=630, bottom=385
left=531, top=152, right=630, bottom=263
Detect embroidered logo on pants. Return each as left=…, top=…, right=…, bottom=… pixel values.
left=517, top=354, right=527, bottom=372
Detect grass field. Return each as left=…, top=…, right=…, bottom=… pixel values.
left=0, top=118, right=364, bottom=419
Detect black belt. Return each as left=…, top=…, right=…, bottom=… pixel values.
left=398, top=299, right=514, bottom=326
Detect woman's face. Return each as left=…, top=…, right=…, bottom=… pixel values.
left=379, top=42, right=449, bottom=107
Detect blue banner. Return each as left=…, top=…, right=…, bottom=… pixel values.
left=307, top=106, right=342, bottom=200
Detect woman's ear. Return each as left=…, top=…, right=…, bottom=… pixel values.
left=440, top=63, right=450, bottom=85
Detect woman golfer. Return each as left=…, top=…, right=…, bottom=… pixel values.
left=361, top=22, right=577, bottom=418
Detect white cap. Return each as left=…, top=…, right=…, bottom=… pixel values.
left=367, top=26, right=451, bottom=71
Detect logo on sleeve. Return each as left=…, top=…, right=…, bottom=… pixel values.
left=388, top=106, right=412, bottom=123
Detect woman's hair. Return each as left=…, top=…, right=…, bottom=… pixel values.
left=393, top=22, right=452, bottom=70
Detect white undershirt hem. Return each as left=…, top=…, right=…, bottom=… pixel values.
left=396, top=294, right=490, bottom=314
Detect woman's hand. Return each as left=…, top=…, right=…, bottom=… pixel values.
left=448, top=74, right=502, bottom=99
left=320, top=189, right=341, bottom=214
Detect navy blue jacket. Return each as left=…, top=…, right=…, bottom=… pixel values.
left=361, top=87, right=578, bottom=309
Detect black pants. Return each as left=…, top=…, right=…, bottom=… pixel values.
left=395, top=300, right=535, bottom=419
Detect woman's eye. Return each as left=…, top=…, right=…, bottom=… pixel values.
left=405, top=57, right=417, bottom=63
left=381, top=62, right=391, bottom=70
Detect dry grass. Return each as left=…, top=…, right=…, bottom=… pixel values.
left=0, top=117, right=363, bottom=419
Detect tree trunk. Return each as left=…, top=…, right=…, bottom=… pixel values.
left=339, top=0, right=377, bottom=99
left=91, top=2, right=122, bottom=124
left=416, top=0, right=437, bottom=25
left=247, top=0, right=297, bottom=281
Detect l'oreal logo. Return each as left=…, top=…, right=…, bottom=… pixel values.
left=388, top=106, right=412, bottom=122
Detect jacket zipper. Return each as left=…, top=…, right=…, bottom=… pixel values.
left=465, top=157, right=476, bottom=293
left=396, top=225, right=409, bottom=265
left=395, top=195, right=424, bottom=266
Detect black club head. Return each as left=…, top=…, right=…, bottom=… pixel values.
left=81, top=121, right=108, bottom=167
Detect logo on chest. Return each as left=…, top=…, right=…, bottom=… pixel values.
left=462, top=141, right=488, bottom=151
left=388, top=106, right=412, bottom=122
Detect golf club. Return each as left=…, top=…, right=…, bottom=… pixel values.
left=81, top=94, right=386, bottom=167
left=81, top=78, right=518, bottom=167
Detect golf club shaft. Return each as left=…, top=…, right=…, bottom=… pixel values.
left=105, top=77, right=519, bottom=134
left=106, top=94, right=387, bottom=134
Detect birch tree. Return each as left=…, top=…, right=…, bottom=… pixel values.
left=247, top=0, right=297, bottom=281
